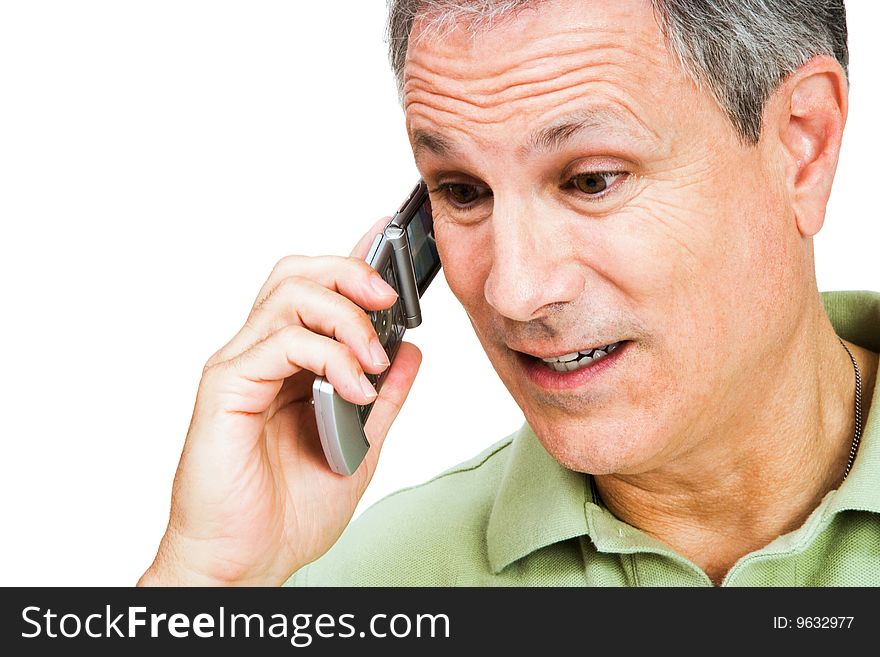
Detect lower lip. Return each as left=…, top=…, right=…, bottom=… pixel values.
left=518, top=341, right=630, bottom=391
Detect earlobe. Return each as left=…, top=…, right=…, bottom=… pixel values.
left=776, top=57, right=848, bottom=238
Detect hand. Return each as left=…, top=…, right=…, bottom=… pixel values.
left=138, top=217, right=422, bottom=586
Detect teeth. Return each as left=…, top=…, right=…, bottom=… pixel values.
left=540, top=342, right=619, bottom=363
left=539, top=341, right=623, bottom=372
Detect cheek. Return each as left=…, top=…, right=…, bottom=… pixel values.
left=600, top=159, right=780, bottom=341
left=595, top=166, right=794, bottom=419
left=434, top=222, right=491, bottom=307
left=583, top=197, right=726, bottom=353
left=575, top=187, right=750, bottom=407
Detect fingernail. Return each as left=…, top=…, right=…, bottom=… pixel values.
left=369, top=338, right=390, bottom=368
left=359, top=373, right=378, bottom=400
left=369, top=274, right=397, bottom=297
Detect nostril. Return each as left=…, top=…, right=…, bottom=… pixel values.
left=484, top=275, right=546, bottom=322
left=486, top=259, right=587, bottom=317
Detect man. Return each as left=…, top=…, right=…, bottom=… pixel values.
left=139, top=0, right=879, bottom=587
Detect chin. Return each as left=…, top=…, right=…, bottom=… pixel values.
left=526, top=410, right=668, bottom=476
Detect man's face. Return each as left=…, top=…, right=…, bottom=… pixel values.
left=404, top=0, right=804, bottom=474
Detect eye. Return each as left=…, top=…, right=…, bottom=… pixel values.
left=570, top=171, right=625, bottom=196
left=446, top=183, right=480, bottom=205
left=433, top=182, right=491, bottom=209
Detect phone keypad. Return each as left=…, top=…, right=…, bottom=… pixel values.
left=357, top=262, right=406, bottom=424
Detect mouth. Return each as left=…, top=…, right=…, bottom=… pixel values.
left=534, top=341, right=624, bottom=373
left=514, top=340, right=630, bottom=390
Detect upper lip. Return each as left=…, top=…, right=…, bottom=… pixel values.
left=510, top=340, right=624, bottom=359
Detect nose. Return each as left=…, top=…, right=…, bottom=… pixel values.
left=482, top=195, right=585, bottom=322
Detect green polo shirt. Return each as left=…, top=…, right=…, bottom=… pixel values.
left=285, top=290, right=880, bottom=586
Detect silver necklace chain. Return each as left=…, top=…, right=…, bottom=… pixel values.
left=838, top=338, right=863, bottom=481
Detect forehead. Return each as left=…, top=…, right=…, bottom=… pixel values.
left=403, top=0, right=696, bottom=155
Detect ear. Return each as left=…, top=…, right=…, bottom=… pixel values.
left=770, top=56, right=848, bottom=238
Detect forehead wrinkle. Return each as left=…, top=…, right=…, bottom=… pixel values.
left=410, top=103, right=656, bottom=165
left=404, top=13, right=674, bottom=164
left=405, top=20, right=647, bottom=93
left=404, top=62, right=655, bottom=135
left=407, top=83, right=663, bottom=164
left=405, top=55, right=668, bottom=154
left=404, top=42, right=649, bottom=111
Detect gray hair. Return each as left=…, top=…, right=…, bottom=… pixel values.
left=386, top=0, right=848, bottom=144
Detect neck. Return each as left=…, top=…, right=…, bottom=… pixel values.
left=594, top=293, right=878, bottom=586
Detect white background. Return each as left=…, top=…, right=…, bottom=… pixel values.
left=0, top=1, right=877, bottom=586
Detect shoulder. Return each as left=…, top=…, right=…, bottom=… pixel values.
left=284, top=434, right=516, bottom=586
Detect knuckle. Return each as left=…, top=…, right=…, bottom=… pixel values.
left=277, top=323, right=306, bottom=344
left=201, top=358, right=221, bottom=382
left=325, top=255, right=365, bottom=284
left=238, top=322, right=269, bottom=353
left=326, top=289, right=350, bottom=314
left=331, top=340, right=359, bottom=369
left=353, top=306, right=375, bottom=338
left=330, top=295, right=372, bottom=336
left=272, top=254, right=307, bottom=278
left=347, top=255, right=376, bottom=278
left=255, top=275, right=308, bottom=313
left=202, top=346, right=228, bottom=374
left=274, top=274, right=309, bottom=297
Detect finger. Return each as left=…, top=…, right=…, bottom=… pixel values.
left=211, top=272, right=396, bottom=369
left=253, top=254, right=396, bottom=311
left=349, top=215, right=392, bottom=259
left=256, top=212, right=393, bottom=311
left=222, top=276, right=393, bottom=374
left=360, top=341, right=423, bottom=471
left=207, top=259, right=398, bottom=369
left=203, top=325, right=378, bottom=415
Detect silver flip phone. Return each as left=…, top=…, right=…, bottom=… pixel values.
left=312, top=181, right=440, bottom=475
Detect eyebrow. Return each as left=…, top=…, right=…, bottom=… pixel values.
left=411, top=130, right=459, bottom=159
left=411, top=107, right=654, bottom=161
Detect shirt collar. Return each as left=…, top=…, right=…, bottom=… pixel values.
left=486, top=423, right=589, bottom=574
left=486, top=290, right=880, bottom=574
